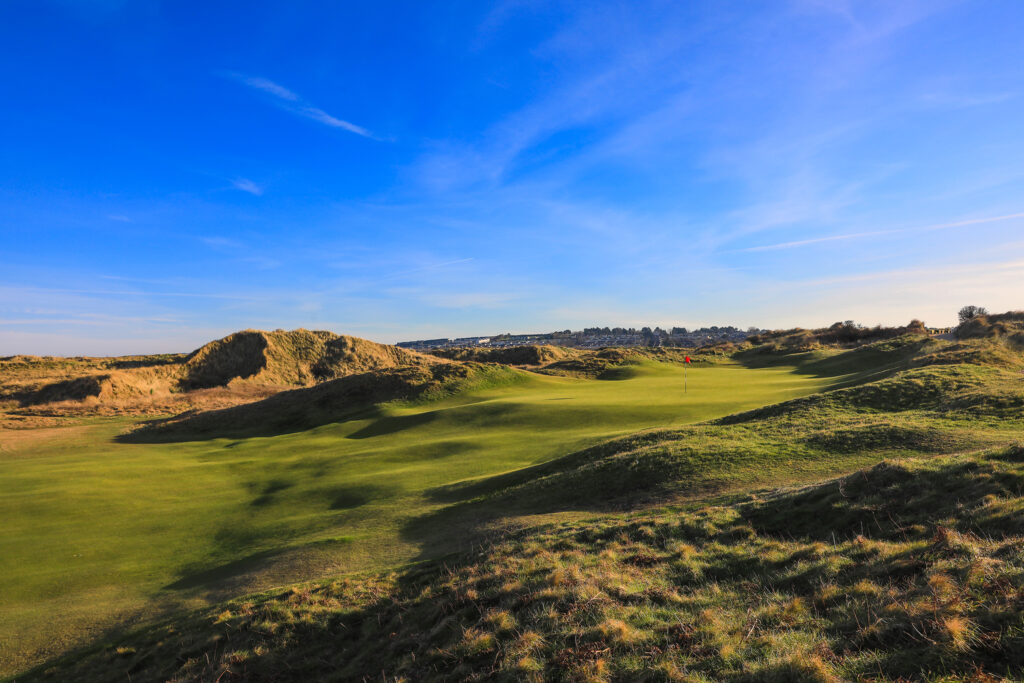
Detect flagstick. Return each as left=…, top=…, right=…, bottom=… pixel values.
left=684, top=364, right=687, bottom=393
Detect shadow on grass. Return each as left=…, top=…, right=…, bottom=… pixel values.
left=116, top=364, right=507, bottom=444
left=162, top=534, right=357, bottom=599
left=114, top=368, right=431, bottom=443
left=732, top=338, right=933, bottom=390
left=423, top=431, right=673, bottom=506
left=250, top=479, right=294, bottom=507
left=164, top=548, right=286, bottom=591
left=399, top=435, right=689, bottom=566
left=743, top=446, right=1024, bottom=541
left=328, top=483, right=398, bottom=509
left=13, top=555, right=452, bottom=683
left=346, top=410, right=439, bottom=439
left=109, top=355, right=187, bottom=369
left=117, top=390, right=382, bottom=443
left=19, top=445, right=1024, bottom=683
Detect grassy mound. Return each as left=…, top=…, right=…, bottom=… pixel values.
left=0, top=330, right=444, bottom=422
left=125, top=363, right=527, bottom=441
left=749, top=320, right=930, bottom=352
left=26, top=445, right=1024, bottom=682
left=735, top=334, right=935, bottom=386
left=432, top=346, right=713, bottom=379
left=417, top=343, right=1024, bottom=517
left=536, top=349, right=663, bottom=378
left=429, top=346, right=672, bottom=379
left=181, top=329, right=435, bottom=389
left=0, top=354, right=184, bottom=407
left=7, top=374, right=108, bottom=405
left=0, top=355, right=841, bottom=676
left=956, top=310, right=1024, bottom=346
left=10, top=329, right=1024, bottom=680
left=431, top=344, right=581, bottom=366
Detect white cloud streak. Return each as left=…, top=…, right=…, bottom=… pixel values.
left=230, top=178, right=264, bottom=195
left=225, top=72, right=375, bottom=139
left=297, top=106, right=372, bottom=137
left=739, top=211, right=1024, bottom=252
left=238, top=76, right=300, bottom=101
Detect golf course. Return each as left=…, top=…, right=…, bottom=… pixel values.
left=4, top=319, right=1024, bottom=681
left=2, top=355, right=844, bottom=676
left=9, top=2, right=1024, bottom=679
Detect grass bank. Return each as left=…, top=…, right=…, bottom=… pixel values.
left=1, top=357, right=840, bottom=677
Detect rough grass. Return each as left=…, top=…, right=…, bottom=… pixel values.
left=956, top=310, right=1024, bottom=346
left=0, top=357, right=840, bottom=677
left=428, top=345, right=716, bottom=379
left=748, top=320, right=930, bottom=352
left=6, top=334, right=1024, bottom=680
left=430, top=344, right=581, bottom=366
left=181, top=328, right=441, bottom=389
left=123, top=362, right=528, bottom=441
left=0, top=354, right=185, bottom=410
left=424, top=360, right=1023, bottom=517
left=23, top=446, right=1024, bottom=682
left=0, top=330, right=442, bottom=422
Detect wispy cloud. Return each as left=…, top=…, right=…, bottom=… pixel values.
left=801, top=257, right=1024, bottom=288
left=383, top=257, right=474, bottom=280
left=920, top=90, right=1016, bottom=109
left=737, top=230, right=891, bottom=252
left=237, top=76, right=300, bottom=101
left=738, top=211, right=1024, bottom=252
left=230, top=178, right=264, bottom=195
left=200, top=236, right=244, bottom=250
left=225, top=72, right=375, bottom=139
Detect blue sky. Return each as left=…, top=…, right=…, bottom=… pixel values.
left=3, top=0, right=1024, bottom=355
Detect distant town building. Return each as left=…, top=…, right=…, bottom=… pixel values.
left=397, top=325, right=759, bottom=351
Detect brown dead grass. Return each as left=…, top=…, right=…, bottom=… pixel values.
left=1, top=330, right=447, bottom=423
left=181, top=329, right=441, bottom=389
left=0, top=424, right=96, bottom=455
left=431, top=345, right=581, bottom=366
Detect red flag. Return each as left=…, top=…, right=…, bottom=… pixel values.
left=685, top=356, right=692, bottom=364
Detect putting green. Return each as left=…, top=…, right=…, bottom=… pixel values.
left=0, top=359, right=841, bottom=676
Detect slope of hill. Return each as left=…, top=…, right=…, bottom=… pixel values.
left=402, top=336, right=1024, bottom=523
left=0, top=354, right=840, bottom=678
left=748, top=319, right=930, bottom=352
left=181, top=329, right=436, bottom=389
left=430, top=344, right=581, bottom=366
left=0, top=354, right=184, bottom=406
left=0, top=330, right=441, bottom=426
left=430, top=345, right=722, bottom=379
left=0, top=354, right=191, bottom=428
left=956, top=310, right=1024, bottom=345
left=7, top=327, right=1024, bottom=681
left=126, top=362, right=527, bottom=441
left=24, top=445, right=1024, bottom=682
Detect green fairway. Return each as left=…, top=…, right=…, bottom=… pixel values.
left=0, top=359, right=841, bottom=675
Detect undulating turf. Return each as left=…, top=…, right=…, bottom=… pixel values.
left=10, top=336, right=1023, bottom=680
left=36, top=446, right=1024, bottom=682
left=0, top=357, right=846, bottom=677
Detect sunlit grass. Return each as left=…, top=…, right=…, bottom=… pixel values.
left=0, top=358, right=839, bottom=676
left=27, top=446, right=1024, bottom=681
left=8, top=337, right=1024, bottom=679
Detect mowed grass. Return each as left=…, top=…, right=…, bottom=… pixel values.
left=0, top=359, right=841, bottom=676
left=82, top=446, right=1024, bottom=683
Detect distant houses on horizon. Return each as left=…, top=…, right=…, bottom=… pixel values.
left=397, top=326, right=758, bottom=351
